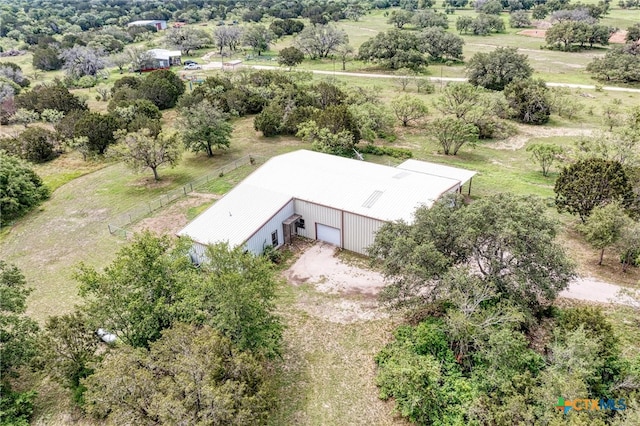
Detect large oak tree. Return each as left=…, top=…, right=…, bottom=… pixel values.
left=368, top=193, right=575, bottom=313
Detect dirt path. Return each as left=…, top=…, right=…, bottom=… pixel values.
left=283, top=243, right=388, bottom=323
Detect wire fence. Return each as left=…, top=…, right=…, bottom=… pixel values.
left=107, top=154, right=266, bottom=238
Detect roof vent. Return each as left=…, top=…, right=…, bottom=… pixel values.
left=362, top=190, right=384, bottom=208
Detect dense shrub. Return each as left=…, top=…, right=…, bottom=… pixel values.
left=0, top=151, right=50, bottom=225
left=12, top=128, right=60, bottom=163
left=254, top=103, right=284, bottom=137
left=359, top=144, right=413, bottom=159
left=15, top=83, right=87, bottom=114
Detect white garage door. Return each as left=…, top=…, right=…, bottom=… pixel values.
left=316, top=223, right=341, bottom=246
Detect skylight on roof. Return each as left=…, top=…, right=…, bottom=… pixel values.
left=362, top=190, right=384, bottom=208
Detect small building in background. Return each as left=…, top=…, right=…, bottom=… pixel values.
left=141, top=49, right=182, bottom=71
left=127, top=20, right=168, bottom=31
left=178, top=150, right=476, bottom=262
left=222, top=59, right=243, bottom=71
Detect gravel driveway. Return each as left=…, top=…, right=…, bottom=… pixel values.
left=285, top=243, right=636, bottom=306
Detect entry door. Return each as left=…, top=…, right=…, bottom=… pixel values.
left=316, top=223, right=341, bottom=247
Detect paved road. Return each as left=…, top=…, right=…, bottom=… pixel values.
left=248, top=64, right=640, bottom=94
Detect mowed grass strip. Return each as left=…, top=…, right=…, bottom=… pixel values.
left=272, top=281, right=406, bottom=426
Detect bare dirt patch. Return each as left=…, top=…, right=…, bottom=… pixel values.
left=283, top=243, right=389, bottom=323
left=284, top=243, right=386, bottom=296
left=609, top=30, right=628, bottom=44
left=131, top=192, right=217, bottom=236
left=518, top=29, right=546, bottom=39
left=518, top=28, right=628, bottom=44
left=490, top=124, right=594, bottom=150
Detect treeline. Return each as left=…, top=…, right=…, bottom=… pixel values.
left=1, top=70, right=185, bottom=164
left=178, top=70, right=404, bottom=157
left=0, top=0, right=392, bottom=44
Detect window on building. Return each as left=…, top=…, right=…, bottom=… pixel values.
left=271, top=230, right=278, bottom=247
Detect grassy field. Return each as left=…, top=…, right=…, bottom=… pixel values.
left=1, top=117, right=309, bottom=323
left=2, top=9, right=640, bottom=424
left=3, top=5, right=639, bottom=91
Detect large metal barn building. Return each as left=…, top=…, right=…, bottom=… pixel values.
left=178, top=150, right=476, bottom=262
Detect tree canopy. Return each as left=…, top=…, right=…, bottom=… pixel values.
left=178, top=100, right=233, bottom=157
left=466, top=47, right=533, bottom=91
left=0, top=151, right=50, bottom=225
left=294, top=23, right=348, bottom=59
left=109, top=129, right=182, bottom=180
left=504, top=78, right=551, bottom=125
left=0, top=261, right=39, bottom=425
left=358, top=29, right=427, bottom=70
left=83, top=324, right=276, bottom=425
left=554, top=158, right=635, bottom=222
left=75, top=233, right=283, bottom=356
left=368, top=193, right=575, bottom=314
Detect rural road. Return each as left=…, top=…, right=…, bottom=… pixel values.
left=244, top=64, right=640, bottom=94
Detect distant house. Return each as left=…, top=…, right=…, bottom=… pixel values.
left=127, top=20, right=168, bottom=31
left=140, top=49, right=182, bottom=71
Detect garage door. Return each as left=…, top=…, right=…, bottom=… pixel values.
left=316, top=223, right=341, bottom=247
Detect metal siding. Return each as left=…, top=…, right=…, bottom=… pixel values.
left=190, top=242, right=209, bottom=264
left=244, top=200, right=295, bottom=255
left=294, top=199, right=341, bottom=239
left=343, top=213, right=385, bottom=255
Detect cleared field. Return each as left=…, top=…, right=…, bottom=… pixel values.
left=1, top=118, right=309, bottom=323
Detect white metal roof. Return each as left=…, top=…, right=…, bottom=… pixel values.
left=178, top=184, right=292, bottom=247
left=396, top=159, right=477, bottom=184
left=128, top=20, right=166, bottom=26
left=147, top=49, right=181, bottom=60
left=179, top=150, right=476, bottom=246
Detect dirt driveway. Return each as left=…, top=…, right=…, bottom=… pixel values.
left=283, top=243, right=635, bottom=314
left=284, top=243, right=385, bottom=296
left=283, top=243, right=388, bottom=323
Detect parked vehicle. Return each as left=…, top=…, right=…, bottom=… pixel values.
left=183, top=63, right=202, bottom=70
